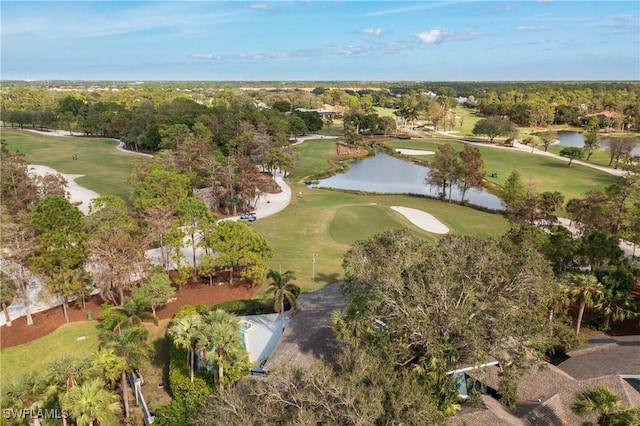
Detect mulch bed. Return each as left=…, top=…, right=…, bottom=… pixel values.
left=1, top=276, right=259, bottom=349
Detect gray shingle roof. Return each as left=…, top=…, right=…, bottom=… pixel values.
left=559, top=335, right=640, bottom=380
left=263, top=282, right=346, bottom=371
left=465, top=361, right=640, bottom=426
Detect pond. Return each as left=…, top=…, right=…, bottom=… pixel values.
left=314, top=151, right=504, bottom=210
left=556, top=131, right=640, bottom=156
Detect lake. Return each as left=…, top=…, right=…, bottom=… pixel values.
left=315, top=150, right=504, bottom=210
left=556, top=131, right=640, bottom=156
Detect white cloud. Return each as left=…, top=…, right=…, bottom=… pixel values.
left=363, top=2, right=457, bottom=17
left=413, top=28, right=452, bottom=44
left=517, top=25, right=549, bottom=32
left=359, top=28, right=386, bottom=36
left=246, top=3, right=275, bottom=11
left=411, top=28, right=482, bottom=44
left=192, top=53, right=220, bottom=60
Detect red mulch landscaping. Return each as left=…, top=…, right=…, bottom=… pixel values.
left=1, top=275, right=259, bottom=349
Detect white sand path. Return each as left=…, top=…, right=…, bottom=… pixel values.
left=396, top=148, right=435, bottom=156
left=28, top=165, right=100, bottom=214
left=390, top=206, right=449, bottom=234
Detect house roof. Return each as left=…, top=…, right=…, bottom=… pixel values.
left=580, top=110, right=624, bottom=119
left=465, top=361, right=640, bottom=426
left=447, top=395, right=524, bottom=426
left=558, top=335, right=640, bottom=380
left=263, top=282, right=346, bottom=371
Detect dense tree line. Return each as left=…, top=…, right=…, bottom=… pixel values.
left=4, top=81, right=637, bottom=143
left=0, top=145, right=274, bottom=327
left=500, top=166, right=640, bottom=337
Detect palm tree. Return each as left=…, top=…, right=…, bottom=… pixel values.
left=265, top=269, right=299, bottom=331
left=101, top=325, right=149, bottom=419
left=168, top=313, right=202, bottom=383
left=202, top=309, right=239, bottom=328
left=564, top=274, right=605, bottom=335
left=195, top=319, right=246, bottom=392
left=110, top=296, right=158, bottom=334
left=39, top=355, right=92, bottom=426
left=2, top=372, right=46, bottom=424
left=572, top=386, right=622, bottom=426
left=62, top=378, right=121, bottom=426
left=331, top=309, right=369, bottom=346
left=595, top=290, right=639, bottom=330
left=609, top=406, right=640, bottom=426
left=90, top=349, right=128, bottom=390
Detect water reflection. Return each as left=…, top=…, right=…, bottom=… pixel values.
left=556, top=131, right=640, bottom=156
left=315, top=151, right=504, bottom=210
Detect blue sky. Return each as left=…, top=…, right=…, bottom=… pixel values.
left=2, top=1, right=639, bottom=81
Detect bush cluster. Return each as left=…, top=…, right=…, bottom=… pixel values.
left=212, top=298, right=295, bottom=315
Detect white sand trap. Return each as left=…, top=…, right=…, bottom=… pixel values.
left=29, top=165, right=100, bottom=214
left=390, top=206, right=449, bottom=234
left=396, top=149, right=435, bottom=156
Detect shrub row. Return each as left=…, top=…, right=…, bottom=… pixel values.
left=167, top=344, right=214, bottom=409
left=212, top=298, right=294, bottom=315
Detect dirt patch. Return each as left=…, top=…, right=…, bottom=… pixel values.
left=1, top=274, right=259, bottom=349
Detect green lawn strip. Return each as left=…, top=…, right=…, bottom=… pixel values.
left=546, top=145, right=617, bottom=169
left=2, top=129, right=149, bottom=201
left=0, top=321, right=101, bottom=389
left=381, top=138, right=618, bottom=201
left=448, top=106, right=483, bottom=137
left=288, top=138, right=338, bottom=182
left=139, top=319, right=174, bottom=411
left=252, top=181, right=509, bottom=297
left=374, top=107, right=397, bottom=118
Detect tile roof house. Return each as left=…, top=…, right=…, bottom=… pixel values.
left=451, top=335, right=640, bottom=426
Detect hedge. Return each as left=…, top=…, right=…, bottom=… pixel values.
left=212, top=291, right=299, bottom=316
left=167, top=344, right=214, bottom=410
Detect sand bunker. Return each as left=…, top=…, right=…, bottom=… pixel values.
left=29, top=165, right=100, bottom=214
left=390, top=206, right=449, bottom=234
left=396, top=149, right=435, bottom=156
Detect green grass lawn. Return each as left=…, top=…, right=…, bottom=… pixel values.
left=374, top=107, right=397, bottom=118
left=139, top=319, right=174, bottom=411
left=546, top=145, right=616, bottom=169
left=1, top=128, right=150, bottom=201
left=329, top=204, right=407, bottom=245
left=0, top=321, right=101, bottom=389
left=252, top=138, right=513, bottom=296
left=253, top=179, right=509, bottom=296
left=448, top=106, right=483, bottom=137
left=382, top=138, right=618, bottom=202
left=288, top=137, right=338, bottom=182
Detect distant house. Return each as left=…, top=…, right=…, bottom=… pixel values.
left=579, top=110, right=625, bottom=128
left=294, top=104, right=343, bottom=120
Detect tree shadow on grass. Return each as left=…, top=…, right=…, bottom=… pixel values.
left=312, top=272, right=341, bottom=287
left=151, top=336, right=169, bottom=370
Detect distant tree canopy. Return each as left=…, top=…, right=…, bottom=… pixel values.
left=291, top=110, right=323, bottom=133
left=472, top=117, right=517, bottom=142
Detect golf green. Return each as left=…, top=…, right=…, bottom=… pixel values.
left=328, top=204, right=406, bottom=245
